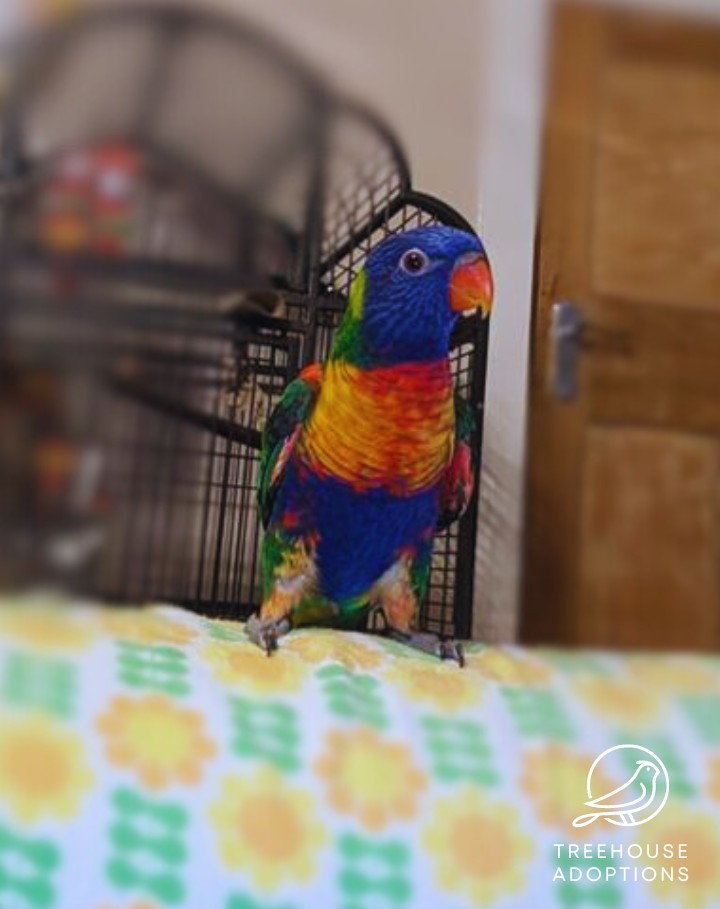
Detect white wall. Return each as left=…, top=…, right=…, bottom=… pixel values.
left=82, top=0, right=486, bottom=219
left=472, top=0, right=549, bottom=641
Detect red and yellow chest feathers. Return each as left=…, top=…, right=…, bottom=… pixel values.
left=299, top=359, right=454, bottom=494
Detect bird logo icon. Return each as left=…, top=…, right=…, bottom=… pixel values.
left=572, top=745, right=670, bottom=828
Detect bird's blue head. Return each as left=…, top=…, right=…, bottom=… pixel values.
left=331, top=225, right=493, bottom=366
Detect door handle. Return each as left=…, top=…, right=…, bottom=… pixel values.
left=549, top=300, right=633, bottom=401
left=550, top=300, right=584, bottom=401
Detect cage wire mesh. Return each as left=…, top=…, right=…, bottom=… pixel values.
left=0, top=6, right=487, bottom=637
left=1, top=295, right=298, bottom=610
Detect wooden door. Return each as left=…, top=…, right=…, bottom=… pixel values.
left=523, top=3, right=720, bottom=650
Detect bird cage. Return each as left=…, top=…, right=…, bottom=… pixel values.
left=0, top=6, right=488, bottom=638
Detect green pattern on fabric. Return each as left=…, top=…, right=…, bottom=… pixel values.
left=116, top=641, right=190, bottom=696
left=0, top=825, right=60, bottom=909
left=679, top=694, right=720, bottom=744
left=374, top=638, right=436, bottom=662
left=227, top=895, right=298, bottom=909
left=502, top=688, right=577, bottom=740
left=206, top=622, right=247, bottom=642
left=1, top=596, right=719, bottom=908
left=553, top=848, right=624, bottom=908
left=317, top=665, right=387, bottom=728
left=106, top=787, right=187, bottom=904
left=338, top=833, right=412, bottom=908
left=421, top=716, right=498, bottom=785
left=543, top=652, right=614, bottom=676
left=229, top=696, right=301, bottom=772
left=1, top=651, right=76, bottom=717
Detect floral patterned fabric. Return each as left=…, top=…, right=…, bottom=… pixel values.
left=0, top=592, right=719, bottom=909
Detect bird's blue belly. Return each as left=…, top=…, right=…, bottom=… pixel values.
left=272, top=459, right=439, bottom=603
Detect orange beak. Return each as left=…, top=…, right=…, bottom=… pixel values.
left=450, top=252, right=494, bottom=317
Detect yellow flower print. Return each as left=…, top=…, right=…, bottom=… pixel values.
left=423, top=788, right=533, bottom=905
left=708, top=756, right=720, bottom=801
left=642, top=805, right=720, bottom=909
left=315, top=727, right=425, bottom=830
left=96, top=610, right=197, bottom=646
left=0, top=608, right=94, bottom=650
left=384, top=660, right=480, bottom=711
left=465, top=647, right=553, bottom=686
left=574, top=677, right=661, bottom=725
left=0, top=715, right=94, bottom=822
left=97, top=695, right=215, bottom=789
left=625, top=656, right=720, bottom=694
left=202, top=641, right=307, bottom=694
left=520, top=745, right=618, bottom=838
left=284, top=631, right=384, bottom=671
left=209, top=767, right=327, bottom=891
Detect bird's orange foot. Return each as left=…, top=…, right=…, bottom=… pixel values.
left=245, top=614, right=292, bottom=655
left=386, top=628, right=465, bottom=668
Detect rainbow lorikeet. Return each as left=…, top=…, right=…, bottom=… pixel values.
left=246, top=226, right=493, bottom=662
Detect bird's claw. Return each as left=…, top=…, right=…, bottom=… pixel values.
left=245, top=614, right=291, bottom=655
left=261, top=625, right=278, bottom=656
left=384, top=628, right=466, bottom=668
left=439, top=638, right=465, bottom=668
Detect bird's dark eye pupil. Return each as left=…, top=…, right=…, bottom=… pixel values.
left=403, top=250, right=426, bottom=273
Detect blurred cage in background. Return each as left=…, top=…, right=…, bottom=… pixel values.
left=0, top=5, right=488, bottom=638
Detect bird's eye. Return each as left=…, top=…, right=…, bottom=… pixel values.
left=400, top=248, right=430, bottom=275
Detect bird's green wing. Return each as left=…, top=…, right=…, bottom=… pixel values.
left=436, top=392, right=479, bottom=531
left=257, top=363, right=322, bottom=529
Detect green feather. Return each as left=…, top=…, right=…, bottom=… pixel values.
left=330, top=269, right=370, bottom=366
left=348, top=267, right=366, bottom=319
left=257, top=372, right=319, bottom=528
left=410, top=550, right=432, bottom=603
left=260, top=528, right=287, bottom=597
left=454, top=393, right=476, bottom=442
